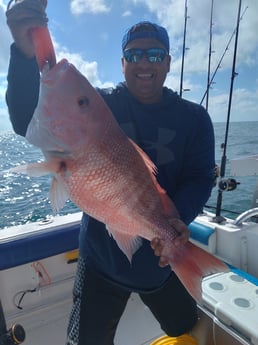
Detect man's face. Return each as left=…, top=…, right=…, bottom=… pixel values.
left=122, top=38, right=171, bottom=104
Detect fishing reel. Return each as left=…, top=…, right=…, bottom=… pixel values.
left=0, top=324, right=25, bottom=345
left=218, top=178, right=239, bottom=192
left=0, top=301, right=25, bottom=345
left=212, top=165, right=239, bottom=192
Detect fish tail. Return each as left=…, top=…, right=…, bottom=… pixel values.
left=30, top=26, right=56, bottom=70
left=169, top=242, right=229, bottom=304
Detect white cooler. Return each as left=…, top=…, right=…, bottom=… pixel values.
left=202, top=272, right=258, bottom=345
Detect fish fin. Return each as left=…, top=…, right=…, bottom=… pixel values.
left=9, top=161, right=58, bottom=177
left=10, top=161, right=69, bottom=213
left=50, top=176, right=69, bottom=213
left=129, top=139, right=179, bottom=218
left=107, top=227, right=142, bottom=262
left=158, top=191, right=180, bottom=218
left=30, top=26, right=56, bottom=71
left=129, top=139, right=157, bottom=176
left=167, top=241, right=229, bottom=304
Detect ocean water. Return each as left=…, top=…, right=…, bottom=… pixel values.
left=0, top=121, right=258, bottom=229
left=208, top=121, right=258, bottom=217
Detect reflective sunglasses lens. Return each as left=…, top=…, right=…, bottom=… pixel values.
left=147, top=48, right=167, bottom=62
left=124, top=49, right=143, bottom=63
left=124, top=48, right=167, bottom=63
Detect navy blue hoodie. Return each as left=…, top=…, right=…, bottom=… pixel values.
left=6, top=43, right=215, bottom=292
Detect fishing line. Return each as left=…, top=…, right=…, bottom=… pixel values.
left=204, top=0, right=214, bottom=111
left=200, top=5, right=248, bottom=107
left=179, top=0, right=189, bottom=97
left=213, top=0, right=243, bottom=223
left=204, top=204, right=240, bottom=216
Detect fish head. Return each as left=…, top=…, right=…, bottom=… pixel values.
left=26, top=59, right=113, bottom=157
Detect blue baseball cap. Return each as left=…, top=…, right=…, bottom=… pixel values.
left=122, top=21, right=170, bottom=52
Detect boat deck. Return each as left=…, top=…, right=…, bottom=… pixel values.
left=7, top=294, right=164, bottom=345
left=6, top=291, right=254, bottom=345
left=2, top=212, right=258, bottom=345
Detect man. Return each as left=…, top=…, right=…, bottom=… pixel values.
left=6, top=1, right=215, bottom=344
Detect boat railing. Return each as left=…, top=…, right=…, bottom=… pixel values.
left=232, top=207, right=258, bottom=226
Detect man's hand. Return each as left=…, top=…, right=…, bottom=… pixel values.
left=6, top=0, right=48, bottom=58
left=150, top=218, right=190, bottom=267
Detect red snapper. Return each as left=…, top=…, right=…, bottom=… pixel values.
left=11, top=26, right=229, bottom=303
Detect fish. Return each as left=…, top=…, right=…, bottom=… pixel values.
left=10, top=25, right=229, bottom=303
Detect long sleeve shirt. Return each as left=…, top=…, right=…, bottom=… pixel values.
left=6, top=43, right=215, bottom=292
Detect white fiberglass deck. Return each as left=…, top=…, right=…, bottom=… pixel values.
left=7, top=294, right=164, bottom=345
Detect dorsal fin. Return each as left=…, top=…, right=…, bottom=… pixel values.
left=129, top=139, right=179, bottom=218
left=129, top=138, right=157, bottom=176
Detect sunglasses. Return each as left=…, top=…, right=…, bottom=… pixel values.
left=123, top=48, right=168, bottom=63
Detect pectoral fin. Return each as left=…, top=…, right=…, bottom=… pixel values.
left=9, top=161, right=69, bottom=214
left=50, top=176, right=70, bottom=213
left=9, top=161, right=57, bottom=177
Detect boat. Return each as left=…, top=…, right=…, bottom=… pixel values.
left=1, top=0, right=258, bottom=344
left=1, top=185, right=258, bottom=345
left=1, top=152, right=258, bottom=345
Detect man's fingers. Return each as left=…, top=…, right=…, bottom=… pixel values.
left=6, top=0, right=49, bottom=58
left=151, top=238, right=169, bottom=267
left=151, top=219, right=189, bottom=267
left=169, top=218, right=189, bottom=247
left=150, top=237, right=165, bottom=256
left=6, top=0, right=48, bottom=25
left=158, top=256, right=169, bottom=267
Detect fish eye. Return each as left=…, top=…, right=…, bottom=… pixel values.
left=78, top=96, right=90, bottom=108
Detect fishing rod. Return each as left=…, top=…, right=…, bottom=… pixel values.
left=213, top=0, right=242, bottom=223
left=179, top=0, right=189, bottom=97
left=200, top=5, right=248, bottom=107
left=205, top=0, right=214, bottom=111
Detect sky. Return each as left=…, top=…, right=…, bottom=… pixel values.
left=0, top=0, right=258, bottom=133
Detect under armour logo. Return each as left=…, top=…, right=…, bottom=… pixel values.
left=121, top=123, right=176, bottom=166
left=144, top=128, right=175, bottom=165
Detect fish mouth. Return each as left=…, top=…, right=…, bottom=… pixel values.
left=41, top=58, right=70, bottom=84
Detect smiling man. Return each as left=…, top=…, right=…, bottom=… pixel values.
left=6, top=4, right=215, bottom=343
left=121, top=22, right=171, bottom=104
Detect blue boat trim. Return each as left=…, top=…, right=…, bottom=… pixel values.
left=228, top=265, right=258, bottom=286
left=189, top=221, right=214, bottom=245
left=0, top=224, right=80, bottom=270
left=1, top=220, right=258, bottom=287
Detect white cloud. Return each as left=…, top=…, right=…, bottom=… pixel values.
left=1, top=0, right=257, bottom=126
left=203, top=87, right=258, bottom=122
left=54, top=41, right=114, bottom=88
left=131, top=0, right=258, bottom=122
left=70, top=0, right=110, bottom=15
left=131, top=0, right=258, bottom=70
left=122, top=10, right=132, bottom=17
left=0, top=3, right=13, bottom=73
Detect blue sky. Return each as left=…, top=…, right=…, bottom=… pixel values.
left=0, top=0, right=257, bottom=132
